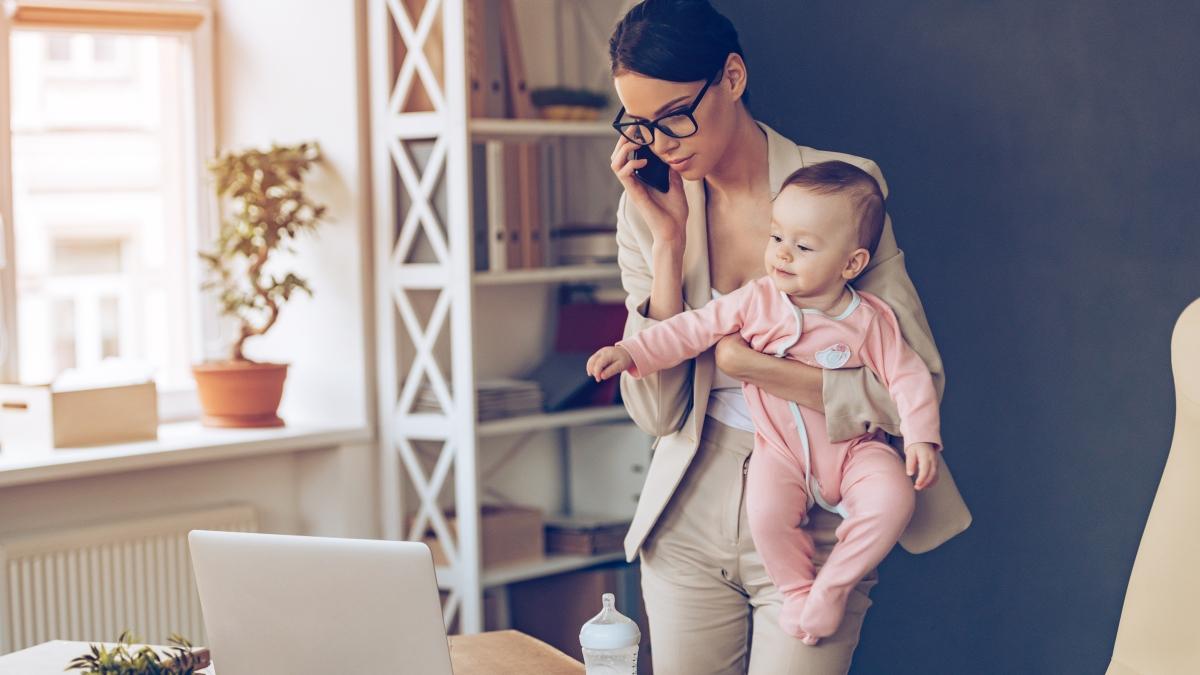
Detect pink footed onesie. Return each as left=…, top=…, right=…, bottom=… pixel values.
left=617, top=276, right=942, bottom=642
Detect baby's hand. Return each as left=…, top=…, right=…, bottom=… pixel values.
left=586, top=346, right=634, bottom=382
left=903, top=442, right=940, bottom=490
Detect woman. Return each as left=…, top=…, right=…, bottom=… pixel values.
left=607, top=2, right=972, bottom=673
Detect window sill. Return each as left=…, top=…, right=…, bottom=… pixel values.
left=0, top=422, right=374, bottom=488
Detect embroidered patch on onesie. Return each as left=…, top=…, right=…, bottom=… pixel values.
left=815, top=343, right=852, bottom=369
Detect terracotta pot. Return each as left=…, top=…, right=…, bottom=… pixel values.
left=192, top=361, right=288, bottom=428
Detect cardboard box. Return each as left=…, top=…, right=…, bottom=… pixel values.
left=423, top=504, right=545, bottom=569
left=0, top=381, right=158, bottom=456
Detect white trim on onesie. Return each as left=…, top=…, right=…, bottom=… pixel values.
left=773, top=285, right=862, bottom=522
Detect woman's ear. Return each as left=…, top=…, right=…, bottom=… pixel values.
left=843, top=248, right=871, bottom=280
left=723, top=53, right=748, bottom=101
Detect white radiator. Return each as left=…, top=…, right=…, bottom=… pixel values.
left=0, top=504, right=256, bottom=654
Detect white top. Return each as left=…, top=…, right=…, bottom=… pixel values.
left=704, top=288, right=757, bottom=433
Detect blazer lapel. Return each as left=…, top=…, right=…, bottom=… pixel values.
left=762, top=121, right=804, bottom=200
left=681, top=178, right=713, bottom=439
left=682, top=178, right=711, bottom=309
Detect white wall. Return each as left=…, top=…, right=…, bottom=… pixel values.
left=212, top=0, right=373, bottom=429
left=0, top=10, right=381, bottom=639
left=0, top=443, right=377, bottom=542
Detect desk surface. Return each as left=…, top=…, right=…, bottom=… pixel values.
left=0, top=630, right=583, bottom=674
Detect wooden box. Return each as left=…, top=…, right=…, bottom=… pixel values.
left=0, top=381, right=158, bottom=456
left=544, top=515, right=630, bottom=556
left=423, top=504, right=545, bottom=569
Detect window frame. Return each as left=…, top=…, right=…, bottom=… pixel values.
left=0, top=0, right=217, bottom=421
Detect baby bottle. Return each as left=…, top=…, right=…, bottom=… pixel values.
left=579, top=593, right=640, bottom=675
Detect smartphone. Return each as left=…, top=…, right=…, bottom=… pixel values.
left=632, top=146, right=670, bottom=193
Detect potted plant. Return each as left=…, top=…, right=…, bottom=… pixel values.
left=67, top=631, right=208, bottom=674
left=193, top=141, right=326, bottom=428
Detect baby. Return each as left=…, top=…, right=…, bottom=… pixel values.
left=587, top=160, right=941, bottom=645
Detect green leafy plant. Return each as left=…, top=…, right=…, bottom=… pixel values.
left=66, top=631, right=206, bottom=674
left=201, top=141, right=327, bottom=362
left=530, top=86, right=608, bottom=109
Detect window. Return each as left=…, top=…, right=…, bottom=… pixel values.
left=1, top=1, right=215, bottom=420
left=44, top=33, right=69, bottom=61
left=92, top=35, right=116, bottom=62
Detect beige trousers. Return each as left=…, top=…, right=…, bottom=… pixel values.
left=640, top=417, right=879, bottom=675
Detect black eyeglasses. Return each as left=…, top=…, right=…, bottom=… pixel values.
left=612, top=74, right=715, bottom=146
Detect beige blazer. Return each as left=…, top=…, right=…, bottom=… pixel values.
left=1107, top=299, right=1200, bottom=675
left=617, top=122, right=972, bottom=562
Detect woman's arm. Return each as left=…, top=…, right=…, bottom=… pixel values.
left=615, top=192, right=695, bottom=437
left=715, top=334, right=904, bottom=430
left=715, top=336, right=826, bottom=411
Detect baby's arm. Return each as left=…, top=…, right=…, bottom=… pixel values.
left=824, top=205, right=945, bottom=443
left=588, top=282, right=757, bottom=381
left=859, top=303, right=942, bottom=449
left=859, top=300, right=943, bottom=487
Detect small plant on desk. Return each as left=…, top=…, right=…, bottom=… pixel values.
left=66, top=631, right=209, bottom=674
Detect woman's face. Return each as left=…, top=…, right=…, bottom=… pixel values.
left=612, top=56, right=745, bottom=181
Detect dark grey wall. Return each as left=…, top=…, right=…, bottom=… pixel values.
left=714, top=2, right=1200, bottom=673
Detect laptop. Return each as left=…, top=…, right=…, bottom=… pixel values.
left=188, top=530, right=453, bottom=675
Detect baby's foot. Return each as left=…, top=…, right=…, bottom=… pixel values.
left=798, top=585, right=851, bottom=639
left=778, top=592, right=821, bottom=645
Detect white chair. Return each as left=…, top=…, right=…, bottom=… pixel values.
left=1108, top=299, right=1200, bottom=674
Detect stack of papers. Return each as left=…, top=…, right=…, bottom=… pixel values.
left=415, top=379, right=544, bottom=420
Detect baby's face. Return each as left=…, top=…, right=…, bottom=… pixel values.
left=764, top=186, right=861, bottom=297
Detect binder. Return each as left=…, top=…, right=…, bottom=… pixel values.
left=498, top=0, right=535, bottom=119
left=465, top=0, right=486, bottom=116
left=485, top=141, right=509, bottom=271
left=518, top=143, right=544, bottom=268
left=471, top=142, right=490, bottom=271
left=503, top=144, right=523, bottom=268
left=481, top=0, right=509, bottom=117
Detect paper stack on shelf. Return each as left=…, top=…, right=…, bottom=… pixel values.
left=550, top=223, right=618, bottom=265
left=415, top=378, right=545, bottom=421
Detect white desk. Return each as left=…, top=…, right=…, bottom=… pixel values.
left=0, top=641, right=212, bottom=674
left=0, top=631, right=584, bottom=674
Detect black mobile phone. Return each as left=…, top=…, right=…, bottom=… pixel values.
left=633, top=146, right=670, bottom=193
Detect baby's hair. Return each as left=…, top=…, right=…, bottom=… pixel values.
left=779, top=161, right=885, bottom=256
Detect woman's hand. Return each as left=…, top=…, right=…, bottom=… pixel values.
left=714, top=333, right=751, bottom=378
left=610, top=138, right=688, bottom=247
left=587, top=345, right=635, bottom=382
left=904, top=442, right=940, bottom=490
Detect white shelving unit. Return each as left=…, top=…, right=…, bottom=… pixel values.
left=369, top=0, right=635, bottom=634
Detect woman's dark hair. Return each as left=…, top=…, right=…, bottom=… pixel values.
left=609, top=0, right=750, bottom=106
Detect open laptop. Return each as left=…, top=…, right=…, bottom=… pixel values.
left=188, top=530, right=453, bottom=675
